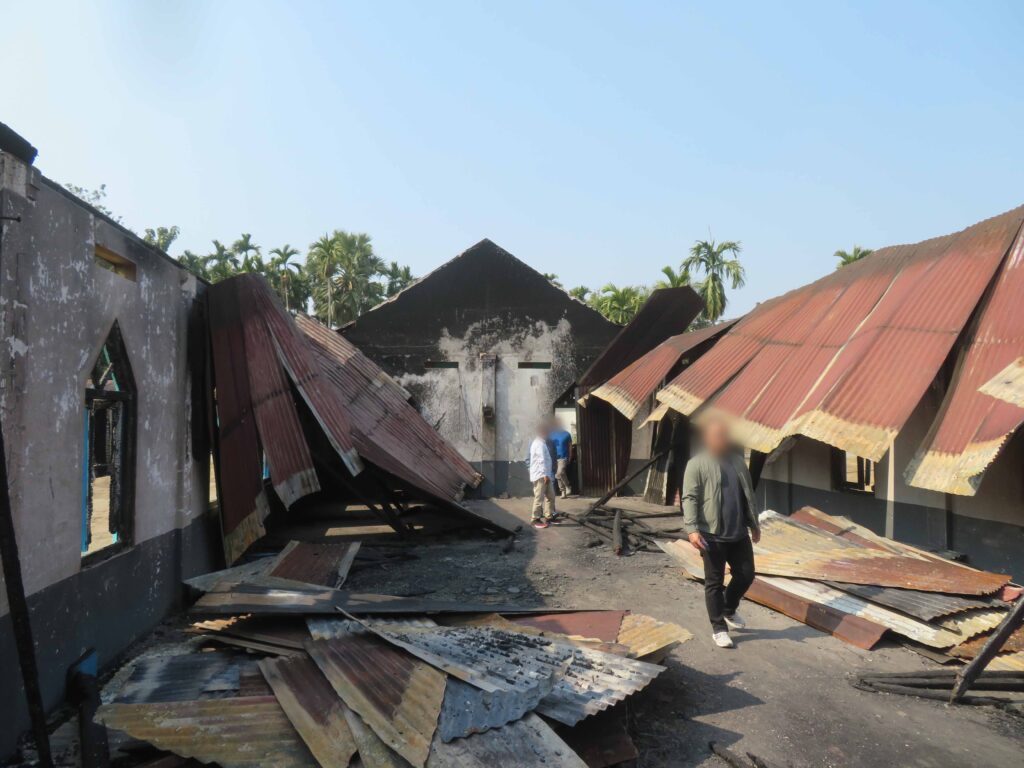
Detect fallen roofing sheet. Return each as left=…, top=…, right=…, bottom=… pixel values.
left=340, top=619, right=665, bottom=726
left=207, top=275, right=501, bottom=562
left=659, top=539, right=886, bottom=649
left=342, top=705, right=408, bottom=768
left=980, top=356, right=1024, bottom=407
left=113, top=652, right=248, bottom=704
left=907, top=230, right=1024, bottom=493
left=296, top=313, right=483, bottom=502
left=428, top=714, right=589, bottom=768
left=510, top=611, right=628, bottom=642
left=438, top=676, right=553, bottom=742
left=96, top=697, right=317, bottom=768
left=825, top=581, right=1005, bottom=621
left=755, top=576, right=967, bottom=649
left=616, top=612, right=693, bottom=659
left=551, top=705, right=638, bottom=768
left=988, top=652, right=1024, bottom=672
left=752, top=548, right=1009, bottom=595
left=190, top=616, right=309, bottom=657
left=304, top=626, right=445, bottom=767
left=655, top=206, right=1024, bottom=484
left=951, top=624, right=1024, bottom=659
left=577, top=286, right=704, bottom=390
left=935, top=608, right=1010, bottom=641
left=258, top=655, right=358, bottom=768
left=269, top=540, right=361, bottom=588
left=588, top=320, right=738, bottom=420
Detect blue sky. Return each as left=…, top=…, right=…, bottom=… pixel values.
left=3, top=1, right=1022, bottom=315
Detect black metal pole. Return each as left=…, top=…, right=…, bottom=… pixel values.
left=0, top=422, right=53, bottom=765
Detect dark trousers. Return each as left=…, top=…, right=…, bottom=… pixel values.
left=700, top=536, right=755, bottom=633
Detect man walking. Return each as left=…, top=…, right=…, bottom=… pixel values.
left=682, top=416, right=760, bottom=648
left=529, top=421, right=556, bottom=528
left=549, top=418, right=573, bottom=498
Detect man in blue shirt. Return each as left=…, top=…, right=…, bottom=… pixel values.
left=548, top=419, right=574, bottom=498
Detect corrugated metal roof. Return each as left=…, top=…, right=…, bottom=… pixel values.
left=207, top=279, right=271, bottom=563
left=304, top=625, right=445, bottom=767
left=588, top=321, right=738, bottom=420
left=509, top=611, right=628, bottom=642
left=752, top=547, right=1009, bottom=595
left=980, top=356, right=1024, bottom=407
left=258, top=655, right=358, bottom=768
left=906, top=229, right=1024, bottom=493
left=755, top=576, right=966, bottom=648
left=114, top=652, right=248, bottom=704
left=987, top=651, right=1024, bottom=671
left=428, top=713, right=589, bottom=768
left=331, top=619, right=664, bottom=726
left=951, top=624, right=1024, bottom=658
left=269, top=540, right=361, bottom=588
left=656, top=206, right=1024, bottom=472
left=438, top=676, right=553, bottom=743
left=578, top=287, right=704, bottom=389
left=659, top=539, right=888, bottom=650
left=616, top=613, right=693, bottom=659
left=296, top=313, right=483, bottom=502
left=342, top=705, right=408, bottom=768
left=825, top=582, right=1005, bottom=621
left=935, top=608, right=1009, bottom=641
left=237, top=280, right=321, bottom=507
left=96, top=697, right=318, bottom=768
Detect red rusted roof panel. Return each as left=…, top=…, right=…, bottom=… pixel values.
left=658, top=206, right=1024, bottom=463
left=588, top=320, right=737, bottom=419
left=907, top=229, right=1024, bottom=493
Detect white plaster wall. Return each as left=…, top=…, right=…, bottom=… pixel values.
left=397, top=318, right=574, bottom=466
left=0, top=165, right=204, bottom=613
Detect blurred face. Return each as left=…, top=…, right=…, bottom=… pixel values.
left=702, top=418, right=732, bottom=457
left=537, top=421, right=549, bottom=438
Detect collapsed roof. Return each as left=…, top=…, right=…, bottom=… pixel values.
left=655, top=205, right=1024, bottom=495
left=206, top=275, right=490, bottom=562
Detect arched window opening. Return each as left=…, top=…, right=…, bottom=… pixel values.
left=82, top=322, right=136, bottom=559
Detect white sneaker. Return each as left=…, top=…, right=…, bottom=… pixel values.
left=724, top=612, right=746, bottom=630
left=712, top=631, right=734, bottom=648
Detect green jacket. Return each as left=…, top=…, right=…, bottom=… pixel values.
left=681, top=450, right=760, bottom=537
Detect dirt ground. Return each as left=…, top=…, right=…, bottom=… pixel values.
left=339, top=496, right=1024, bottom=768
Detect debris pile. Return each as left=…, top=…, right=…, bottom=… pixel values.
left=91, top=539, right=692, bottom=767
left=660, top=506, right=1021, bottom=656
left=202, top=274, right=505, bottom=564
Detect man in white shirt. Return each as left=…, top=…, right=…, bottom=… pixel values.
left=529, top=421, right=556, bottom=528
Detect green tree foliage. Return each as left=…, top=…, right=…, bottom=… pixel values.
left=681, top=239, right=745, bottom=322
left=63, top=182, right=122, bottom=223
left=542, top=272, right=563, bottom=288
left=569, top=286, right=591, bottom=302
left=384, top=261, right=415, bottom=296
left=654, top=265, right=689, bottom=289
left=834, top=245, right=873, bottom=269
left=588, top=284, right=652, bottom=324
left=142, top=226, right=181, bottom=252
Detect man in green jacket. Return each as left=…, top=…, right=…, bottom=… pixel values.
left=682, top=416, right=761, bottom=648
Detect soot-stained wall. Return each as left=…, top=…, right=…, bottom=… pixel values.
left=0, top=147, right=216, bottom=758
left=342, top=239, right=619, bottom=495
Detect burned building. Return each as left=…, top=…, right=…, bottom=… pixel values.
left=0, top=126, right=215, bottom=757
left=341, top=239, right=620, bottom=495
left=655, top=205, right=1024, bottom=575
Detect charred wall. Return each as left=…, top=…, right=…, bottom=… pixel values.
left=0, top=147, right=215, bottom=758
left=342, top=239, right=619, bottom=495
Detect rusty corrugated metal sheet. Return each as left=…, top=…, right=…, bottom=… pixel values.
left=752, top=547, right=1009, bottom=595
left=658, top=538, right=888, bottom=649
left=588, top=320, right=738, bottom=420
left=114, top=652, right=247, bottom=704
left=96, top=697, right=317, bottom=768
left=304, top=624, right=446, bottom=767
left=510, top=611, right=627, bottom=642
left=987, top=651, right=1024, bottom=671
left=269, top=540, right=361, bottom=588
left=907, top=229, right=1024, bottom=493
left=429, top=714, right=589, bottom=768
left=331, top=619, right=664, bottom=726
left=578, top=398, right=631, bottom=495
left=236, top=280, right=321, bottom=506
left=825, top=582, right=1005, bottom=621
left=980, top=356, right=1024, bottom=407
left=657, top=206, right=1024, bottom=465
left=951, top=622, right=1024, bottom=658
left=935, top=608, right=1009, bottom=641
left=577, top=287, right=704, bottom=389
left=616, top=613, right=693, bottom=659
left=297, top=313, right=482, bottom=501
left=258, top=655, right=358, bottom=768
left=207, top=280, right=270, bottom=563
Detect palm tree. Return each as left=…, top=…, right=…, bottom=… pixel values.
left=268, top=245, right=302, bottom=311
left=232, top=233, right=264, bottom=273
left=590, top=284, right=651, bottom=324
left=655, top=265, right=689, bottom=289
left=569, top=286, right=591, bottom=302
left=206, top=240, right=239, bottom=282
left=682, top=239, right=745, bottom=322
left=307, top=234, right=341, bottom=327
left=834, top=245, right=873, bottom=269
left=178, top=250, right=212, bottom=281
left=384, top=261, right=414, bottom=296
left=333, top=232, right=385, bottom=321
left=542, top=272, right=563, bottom=288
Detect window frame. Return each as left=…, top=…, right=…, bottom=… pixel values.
left=831, top=446, right=875, bottom=494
